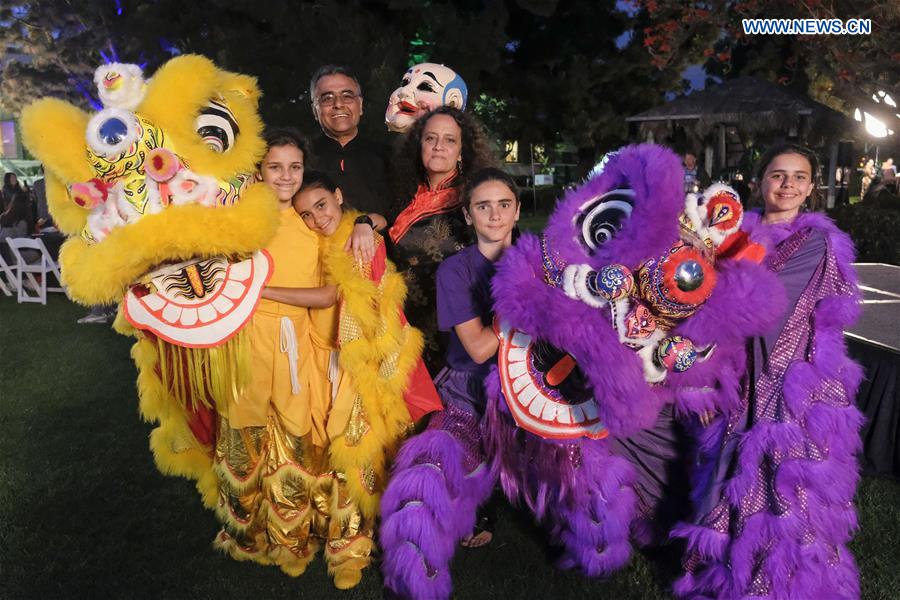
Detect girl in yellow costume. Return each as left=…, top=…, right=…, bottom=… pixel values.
left=260, top=170, right=442, bottom=589
left=213, top=128, right=333, bottom=578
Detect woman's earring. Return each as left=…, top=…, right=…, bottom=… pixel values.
left=457, top=157, right=463, bottom=174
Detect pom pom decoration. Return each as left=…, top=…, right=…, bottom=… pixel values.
left=94, top=63, right=146, bottom=110
left=145, top=147, right=181, bottom=183
left=591, top=264, right=634, bottom=302
left=653, top=335, right=697, bottom=372
left=69, top=178, right=109, bottom=210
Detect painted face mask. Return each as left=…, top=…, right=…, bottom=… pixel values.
left=384, top=62, right=468, bottom=133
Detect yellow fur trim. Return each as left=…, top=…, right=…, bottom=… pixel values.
left=138, top=55, right=266, bottom=179
left=132, top=337, right=218, bottom=508
left=150, top=423, right=218, bottom=508
left=59, top=182, right=278, bottom=305
left=214, top=533, right=275, bottom=565
left=45, top=172, right=88, bottom=235
left=323, top=212, right=421, bottom=518
left=213, top=450, right=266, bottom=497
left=20, top=98, right=94, bottom=184
left=270, top=544, right=318, bottom=577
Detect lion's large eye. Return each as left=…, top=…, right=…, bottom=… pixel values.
left=195, top=100, right=239, bottom=153
left=87, top=108, right=141, bottom=159
left=575, top=189, right=634, bottom=253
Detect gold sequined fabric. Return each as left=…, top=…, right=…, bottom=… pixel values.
left=213, top=414, right=373, bottom=576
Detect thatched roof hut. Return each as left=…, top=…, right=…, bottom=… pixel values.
left=626, top=76, right=860, bottom=207
left=626, top=76, right=854, bottom=148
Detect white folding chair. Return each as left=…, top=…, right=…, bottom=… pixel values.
left=0, top=248, right=18, bottom=296
left=7, top=237, right=65, bottom=305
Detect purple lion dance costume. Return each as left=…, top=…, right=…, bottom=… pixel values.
left=673, top=210, right=864, bottom=599
left=380, top=144, right=783, bottom=599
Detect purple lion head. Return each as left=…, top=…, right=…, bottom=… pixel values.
left=491, top=144, right=760, bottom=438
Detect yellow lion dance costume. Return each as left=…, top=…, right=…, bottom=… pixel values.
left=22, top=55, right=276, bottom=502
left=22, top=55, right=426, bottom=589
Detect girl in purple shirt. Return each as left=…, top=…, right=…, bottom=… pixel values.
left=379, top=168, right=520, bottom=598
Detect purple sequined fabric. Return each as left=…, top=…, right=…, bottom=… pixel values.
left=428, top=403, right=486, bottom=474
left=683, top=224, right=860, bottom=598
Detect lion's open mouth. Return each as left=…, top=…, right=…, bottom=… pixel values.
left=123, top=250, right=273, bottom=348
left=497, top=321, right=608, bottom=440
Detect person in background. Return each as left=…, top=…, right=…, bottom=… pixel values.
left=307, top=65, right=389, bottom=266
left=0, top=190, right=31, bottom=263
left=387, top=106, right=496, bottom=372
left=2, top=172, right=23, bottom=209
left=683, top=151, right=710, bottom=193
left=881, top=157, right=897, bottom=192
left=860, top=158, right=876, bottom=198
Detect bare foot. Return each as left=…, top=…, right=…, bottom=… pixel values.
left=460, top=530, right=493, bottom=548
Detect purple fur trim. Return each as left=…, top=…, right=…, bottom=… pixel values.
left=667, top=344, right=745, bottom=418
left=382, top=542, right=452, bottom=600
left=483, top=369, right=640, bottom=576
left=552, top=444, right=638, bottom=575
left=670, top=523, right=728, bottom=561
left=380, top=428, right=494, bottom=600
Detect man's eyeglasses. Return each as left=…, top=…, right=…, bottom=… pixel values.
left=316, top=91, right=361, bottom=107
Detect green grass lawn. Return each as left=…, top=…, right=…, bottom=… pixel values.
left=1, top=295, right=898, bottom=599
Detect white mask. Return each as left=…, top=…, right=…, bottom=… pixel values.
left=384, top=62, right=467, bottom=133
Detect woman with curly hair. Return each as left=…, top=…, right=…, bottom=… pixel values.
left=388, top=105, right=497, bottom=372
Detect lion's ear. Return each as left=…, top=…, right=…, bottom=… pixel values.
left=138, top=54, right=219, bottom=127
left=223, top=73, right=261, bottom=105
left=20, top=99, right=94, bottom=184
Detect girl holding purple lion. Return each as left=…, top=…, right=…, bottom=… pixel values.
left=675, top=143, right=864, bottom=599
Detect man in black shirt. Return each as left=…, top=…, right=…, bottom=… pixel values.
left=308, top=65, right=390, bottom=235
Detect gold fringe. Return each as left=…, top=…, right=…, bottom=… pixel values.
left=154, top=329, right=250, bottom=412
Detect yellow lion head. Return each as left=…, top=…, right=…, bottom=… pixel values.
left=21, top=55, right=279, bottom=347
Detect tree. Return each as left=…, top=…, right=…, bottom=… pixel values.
left=634, top=0, right=900, bottom=125
left=476, top=0, right=682, bottom=174
left=0, top=2, right=118, bottom=113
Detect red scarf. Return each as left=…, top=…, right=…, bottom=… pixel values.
left=389, top=171, right=461, bottom=244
